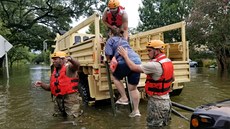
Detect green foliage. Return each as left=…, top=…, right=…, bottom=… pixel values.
left=7, top=46, right=31, bottom=67
left=186, top=0, right=230, bottom=70
left=0, top=0, right=106, bottom=51
left=0, top=0, right=106, bottom=66
left=137, top=0, right=193, bottom=42
left=0, top=20, right=10, bottom=36
left=87, top=19, right=107, bottom=37
left=202, top=59, right=217, bottom=68
left=138, top=0, right=193, bottom=30
left=32, top=51, right=51, bottom=65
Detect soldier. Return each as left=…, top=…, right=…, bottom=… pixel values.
left=102, top=0, right=129, bottom=40
left=118, top=40, right=174, bottom=127
left=35, top=51, right=82, bottom=118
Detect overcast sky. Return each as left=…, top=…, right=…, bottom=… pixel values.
left=120, top=0, right=142, bottom=28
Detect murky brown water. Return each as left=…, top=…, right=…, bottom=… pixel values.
left=0, top=65, right=230, bottom=129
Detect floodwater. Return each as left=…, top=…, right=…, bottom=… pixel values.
left=0, top=65, right=230, bottom=129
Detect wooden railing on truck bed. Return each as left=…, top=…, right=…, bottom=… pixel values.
left=129, top=21, right=190, bottom=88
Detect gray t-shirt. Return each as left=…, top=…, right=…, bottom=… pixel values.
left=140, top=61, right=162, bottom=80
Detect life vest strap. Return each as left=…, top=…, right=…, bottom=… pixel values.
left=72, top=86, right=78, bottom=90
left=148, top=86, right=170, bottom=93
left=71, top=79, right=79, bottom=82
left=146, top=77, right=173, bottom=83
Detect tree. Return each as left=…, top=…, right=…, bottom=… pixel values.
left=0, top=0, right=107, bottom=67
left=0, top=20, right=10, bottom=36
left=8, top=46, right=31, bottom=67
left=0, top=0, right=106, bottom=50
left=186, top=0, right=230, bottom=71
left=137, top=0, right=193, bottom=42
left=87, top=19, right=107, bottom=37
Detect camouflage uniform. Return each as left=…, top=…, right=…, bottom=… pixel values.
left=147, top=95, right=171, bottom=127
left=53, top=92, right=82, bottom=117
left=140, top=56, right=172, bottom=127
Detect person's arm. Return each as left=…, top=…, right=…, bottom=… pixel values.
left=66, top=56, right=80, bottom=71
left=121, top=11, right=129, bottom=40
left=35, top=81, right=50, bottom=91
left=118, top=46, right=143, bottom=73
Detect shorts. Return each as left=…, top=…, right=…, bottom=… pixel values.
left=113, top=61, right=140, bottom=85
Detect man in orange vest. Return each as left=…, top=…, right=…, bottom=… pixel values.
left=102, top=0, right=129, bottom=40
left=118, top=40, right=174, bottom=127
left=35, top=51, right=82, bottom=118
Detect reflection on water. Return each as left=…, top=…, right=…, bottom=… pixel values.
left=0, top=66, right=230, bottom=129
left=0, top=79, right=9, bottom=126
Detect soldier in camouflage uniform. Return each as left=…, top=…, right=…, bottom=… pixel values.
left=35, top=51, right=82, bottom=118
left=118, top=40, right=174, bottom=127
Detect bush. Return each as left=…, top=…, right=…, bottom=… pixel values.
left=32, top=51, right=50, bottom=64
left=201, top=59, right=216, bottom=67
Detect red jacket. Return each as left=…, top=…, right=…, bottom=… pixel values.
left=50, top=65, right=78, bottom=96
left=106, top=6, right=125, bottom=27
left=145, top=54, right=174, bottom=96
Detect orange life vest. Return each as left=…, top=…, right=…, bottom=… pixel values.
left=50, top=65, right=78, bottom=96
left=106, top=6, right=125, bottom=27
left=145, top=54, right=174, bottom=96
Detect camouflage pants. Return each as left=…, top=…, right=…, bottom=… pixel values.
left=147, top=96, right=171, bottom=127
left=53, top=92, right=82, bottom=118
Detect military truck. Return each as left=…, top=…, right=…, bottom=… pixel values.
left=53, top=13, right=190, bottom=103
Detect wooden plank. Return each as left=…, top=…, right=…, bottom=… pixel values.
left=57, top=13, right=99, bottom=40
left=69, top=44, right=94, bottom=53
left=181, top=21, right=186, bottom=61
left=130, top=22, right=184, bottom=39
left=174, top=71, right=189, bottom=76
left=173, top=65, right=189, bottom=69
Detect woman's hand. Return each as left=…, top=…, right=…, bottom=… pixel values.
left=118, top=46, right=128, bottom=58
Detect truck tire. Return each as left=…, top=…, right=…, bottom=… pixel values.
left=78, top=72, right=91, bottom=105
left=170, top=88, right=183, bottom=96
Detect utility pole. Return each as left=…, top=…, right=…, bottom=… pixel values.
left=42, top=39, right=48, bottom=64
left=43, top=39, right=48, bottom=52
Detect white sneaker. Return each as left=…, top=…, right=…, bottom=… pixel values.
left=129, top=111, right=141, bottom=117
left=115, top=99, right=129, bottom=105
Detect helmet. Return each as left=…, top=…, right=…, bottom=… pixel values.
left=51, top=51, right=67, bottom=58
left=146, top=40, right=166, bottom=52
left=108, top=0, right=120, bottom=8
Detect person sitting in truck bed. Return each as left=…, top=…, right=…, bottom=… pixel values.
left=118, top=40, right=174, bottom=127
left=105, top=28, right=141, bottom=117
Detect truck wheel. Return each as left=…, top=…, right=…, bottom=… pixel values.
left=78, top=82, right=90, bottom=105
left=170, top=88, right=183, bottom=96
left=78, top=73, right=91, bottom=105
